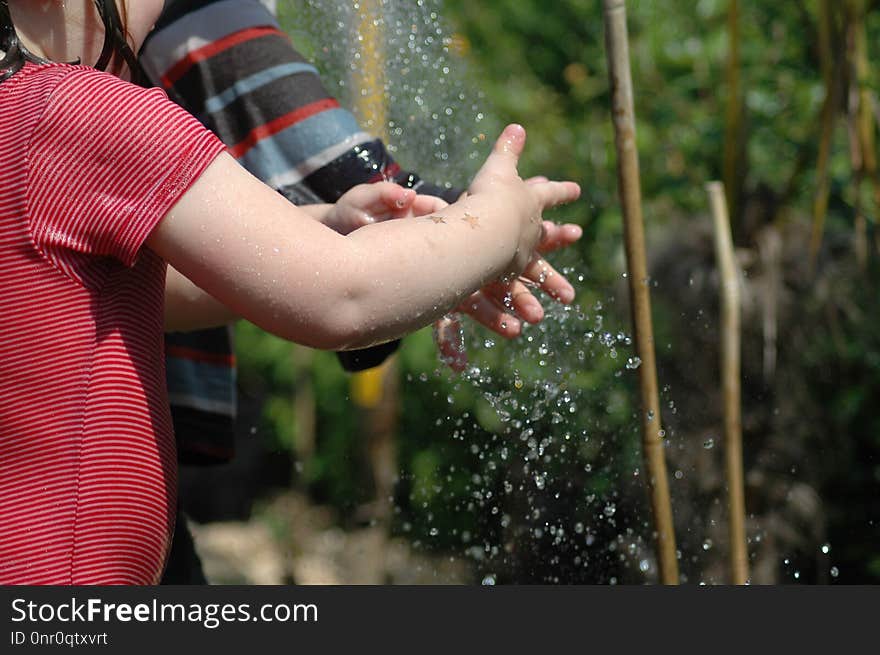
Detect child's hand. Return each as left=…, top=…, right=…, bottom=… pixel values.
left=432, top=220, right=583, bottom=372
left=323, top=182, right=447, bottom=235
left=467, top=124, right=580, bottom=274
left=461, top=220, right=583, bottom=327
left=430, top=125, right=582, bottom=372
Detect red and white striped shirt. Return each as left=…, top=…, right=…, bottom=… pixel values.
left=0, top=63, right=225, bottom=584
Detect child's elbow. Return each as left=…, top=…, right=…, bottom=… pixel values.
left=289, top=295, right=378, bottom=351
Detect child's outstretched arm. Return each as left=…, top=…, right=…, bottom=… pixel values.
left=162, top=181, right=445, bottom=331
left=148, top=124, right=580, bottom=350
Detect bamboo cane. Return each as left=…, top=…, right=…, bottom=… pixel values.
left=722, top=0, right=742, bottom=233
left=602, top=0, right=679, bottom=584
left=706, top=182, right=749, bottom=585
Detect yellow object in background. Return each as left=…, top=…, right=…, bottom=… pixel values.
left=350, top=0, right=392, bottom=411
left=351, top=358, right=394, bottom=408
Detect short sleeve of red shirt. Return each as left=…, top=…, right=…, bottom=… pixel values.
left=26, top=66, right=226, bottom=283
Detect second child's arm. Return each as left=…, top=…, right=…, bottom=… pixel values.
left=148, top=125, right=580, bottom=350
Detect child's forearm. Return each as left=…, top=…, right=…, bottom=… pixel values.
left=149, top=153, right=536, bottom=350
left=335, top=194, right=532, bottom=348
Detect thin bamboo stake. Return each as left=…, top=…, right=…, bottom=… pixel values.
left=722, top=0, right=742, bottom=232
left=602, top=0, right=679, bottom=584
left=706, top=182, right=749, bottom=585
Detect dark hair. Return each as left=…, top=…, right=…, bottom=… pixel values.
left=0, top=0, right=147, bottom=85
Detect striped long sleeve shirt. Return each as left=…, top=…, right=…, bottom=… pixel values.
left=140, top=0, right=461, bottom=464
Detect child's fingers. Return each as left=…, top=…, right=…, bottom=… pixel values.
left=335, top=182, right=412, bottom=221
left=411, top=195, right=448, bottom=216
left=493, top=123, right=527, bottom=158
left=480, top=278, right=545, bottom=324
left=531, top=180, right=581, bottom=210
left=456, top=291, right=522, bottom=338
left=525, top=175, right=549, bottom=185
left=519, top=255, right=575, bottom=304
left=376, top=183, right=415, bottom=216
left=536, top=221, right=583, bottom=253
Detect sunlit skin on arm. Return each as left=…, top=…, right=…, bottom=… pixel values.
left=8, top=6, right=586, bottom=356
left=162, top=182, right=447, bottom=332
left=148, top=125, right=580, bottom=351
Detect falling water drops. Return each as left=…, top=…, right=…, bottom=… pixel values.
left=281, top=0, right=693, bottom=585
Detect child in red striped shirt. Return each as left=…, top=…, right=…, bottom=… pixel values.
left=0, top=0, right=581, bottom=584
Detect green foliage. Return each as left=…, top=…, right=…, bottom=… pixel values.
left=242, top=0, right=880, bottom=583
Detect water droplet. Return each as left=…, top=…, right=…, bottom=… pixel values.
left=703, top=438, right=715, bottom=449
left=626, top=356, right=641, bottom=369
left=830, top=566, right=839, bottom=578
left=821, top=543, right=830, bottom=555
left=639, top=559, right=650, bottom=572
left=481, top=574, right=496, bottom=586
left=702, top=539, right=713, bottom=551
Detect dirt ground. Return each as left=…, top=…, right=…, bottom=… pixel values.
left=187, top=490, right=474, bottom=585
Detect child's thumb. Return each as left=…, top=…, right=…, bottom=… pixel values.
left=478, top=124, right=526, bottom=177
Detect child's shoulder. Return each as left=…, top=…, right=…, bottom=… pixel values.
left=4, top=62, right=116, bottom=105
left=29, top=62, right=132, bottom=88
left=12, top=62, right=157, bottom=100
left=10, top=63, right=171, bottom=129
